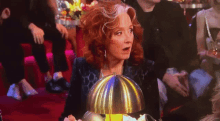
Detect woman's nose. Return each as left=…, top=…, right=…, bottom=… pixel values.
left=124, top=32, right=133, bottom=43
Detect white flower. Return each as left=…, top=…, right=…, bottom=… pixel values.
left=137, top=114, right=146, bottom=121
left=123, top=115, right=137, bottom=121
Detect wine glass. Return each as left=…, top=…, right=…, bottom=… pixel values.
left=212, top=39, right=220, bottom=55
left=216, top=39, right=220, bottom=50
left=211, top=40, right=218, bottom=55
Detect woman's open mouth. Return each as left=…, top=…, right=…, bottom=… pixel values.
left=122, top=47, right=131, bottom=52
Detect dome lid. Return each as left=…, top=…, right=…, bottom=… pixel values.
left=87, top=74, right=145, bottom=114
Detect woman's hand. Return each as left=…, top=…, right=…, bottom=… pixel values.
left=179, top=70, right=189, bottom=92
left=56, top=23, right=68, bottom=39
left=216, top=31, right=220, bottom=40
left=163, top=73, right=189, bottom=97
left=28, top=23, right=45, bottom=44
left=64, top=115, right=82, bottom=121
left=198, top=50, right=207, bottom=59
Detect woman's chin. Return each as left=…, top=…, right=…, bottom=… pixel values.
left=118, top=55, right=130, bottom=60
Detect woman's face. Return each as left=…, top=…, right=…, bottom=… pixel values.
left=106, top=12, right=134, bottom=61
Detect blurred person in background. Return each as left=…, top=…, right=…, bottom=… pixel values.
left=196, top=0, right=220, bottom=78
left=0, top=0, right=71, bottom=100
left=124, top=0, right=198, bottom=116
left=0, top=0, right=38, bottom=100
left=200, top=82, right=220, bottom=121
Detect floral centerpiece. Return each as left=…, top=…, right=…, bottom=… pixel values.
left=63, top=0, right=98, bottom=20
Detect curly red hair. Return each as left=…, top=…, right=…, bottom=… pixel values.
left=80, top=1, right=143, bottom=69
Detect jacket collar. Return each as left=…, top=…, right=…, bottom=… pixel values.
left=93, top=59, right=132, bottom=79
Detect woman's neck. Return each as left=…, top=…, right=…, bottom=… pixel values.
left=137, top=0, right=156, bottom=12
left=102, top=56, right=124, bottom=76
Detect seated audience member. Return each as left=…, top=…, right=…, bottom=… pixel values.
left=0, top=0, right=38, bottom=100
left=60, top=1, right=160, bottom=121
left=162, top=75, right=215, bottom=121
left=124, top=0, right=198, bottom=114
left=201, top=82, right=220, bottom=121
left=196, top=0, right=220, bottom=78
left=1, top=0, right=71, bottom=100
left=159, top=1, right=220, bottom=118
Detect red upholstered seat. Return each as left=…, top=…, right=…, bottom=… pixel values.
left=0, top=40, right=75, bottom=96
left=21, top=40, right=73, bottom=57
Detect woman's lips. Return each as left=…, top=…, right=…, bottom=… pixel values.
left=122, top=47, right=131, bottom=53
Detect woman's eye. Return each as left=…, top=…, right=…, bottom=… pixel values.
left=129, top=28, right=134, bottom=33
left=115, top=31, right=122, bottom=35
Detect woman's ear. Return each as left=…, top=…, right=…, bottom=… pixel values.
left=1, top=8, right=11, bottom=19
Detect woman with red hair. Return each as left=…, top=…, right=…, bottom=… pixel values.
left=60, top=1, right=160, bottom=121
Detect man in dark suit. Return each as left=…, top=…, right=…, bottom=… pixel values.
left=0, top=0, right=71, bottom=99
left=124, top=0, right=198, bottom=118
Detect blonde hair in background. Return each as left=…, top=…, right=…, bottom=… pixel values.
left=211, top=82, right=220, bottom=117
left=201, top=82, right=220, bottom=121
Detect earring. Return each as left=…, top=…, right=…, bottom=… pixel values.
left=104, top=50, right=107, bottom=58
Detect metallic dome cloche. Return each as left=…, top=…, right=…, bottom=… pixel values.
left=87, top=74, right=145, bottom=114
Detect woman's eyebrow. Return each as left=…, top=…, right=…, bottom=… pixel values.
left=115, top=25, right=133, bottom=30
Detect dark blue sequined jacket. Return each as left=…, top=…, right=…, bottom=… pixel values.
left=60, top=57, right=160, bottom=120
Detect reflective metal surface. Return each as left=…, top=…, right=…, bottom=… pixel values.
left=87, top=74, right=145, bottom=114
left=82, top=111, right=104, bottom=121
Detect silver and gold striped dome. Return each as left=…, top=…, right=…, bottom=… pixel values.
left=87, top=74, right=145, bottom=114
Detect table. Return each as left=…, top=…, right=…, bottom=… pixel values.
left=56, top=19, right=80, bottom=28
